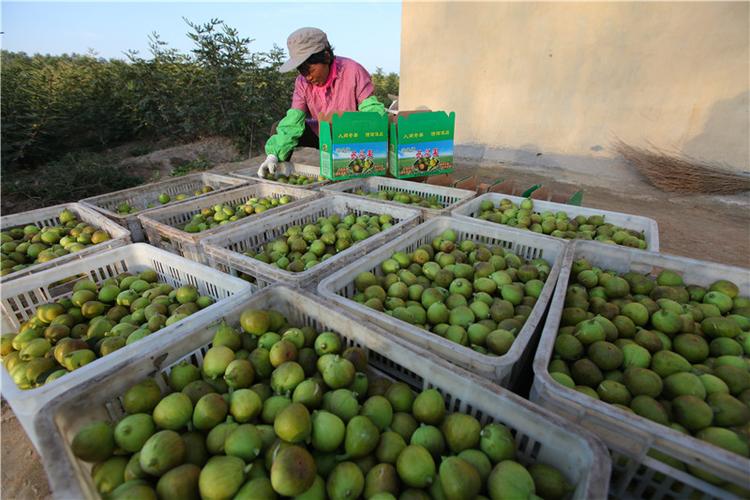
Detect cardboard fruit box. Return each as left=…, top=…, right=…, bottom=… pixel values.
left=389, top=110, right=455, bottom=178
left=319, top=111, right=388, bottom=181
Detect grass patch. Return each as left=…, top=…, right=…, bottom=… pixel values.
left=2, top=151, right=143, bottom=212
left=170, top=155, right=211, bottom=176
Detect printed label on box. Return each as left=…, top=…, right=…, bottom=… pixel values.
left=395, top=139, right=453, bottom=177
left=330, top=142, right=387, bottom=178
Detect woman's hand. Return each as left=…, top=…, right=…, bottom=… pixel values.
left=258, top=154, right=279, bottom=176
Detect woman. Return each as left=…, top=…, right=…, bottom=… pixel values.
left=258, top=27, right=386, bottom=176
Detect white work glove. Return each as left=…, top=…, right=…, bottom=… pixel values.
left=257, top=154, right=279, bottom=177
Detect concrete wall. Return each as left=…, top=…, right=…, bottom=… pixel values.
left=400, top=2, right=750, bottom=173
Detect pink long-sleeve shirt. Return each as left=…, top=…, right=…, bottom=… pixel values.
left=291, top=56, right=375, bottom=135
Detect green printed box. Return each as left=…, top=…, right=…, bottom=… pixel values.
left=389, top=111, right=455, bottom=178
left=319, top=112, right=388, bottom=181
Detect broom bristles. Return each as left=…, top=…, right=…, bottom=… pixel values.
left=615, top=140, right=750, bottom=195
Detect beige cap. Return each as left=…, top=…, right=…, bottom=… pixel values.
left=279, top=27, right=330, bottom=72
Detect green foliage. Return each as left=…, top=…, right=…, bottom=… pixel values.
left=1, top=151, right=143, bottom=209
left=1, top=18, right=295, bottom=170
left=128, top=144, right=155, bottom=157
left=170, top=155, right=211, bottom=177
left=1, top=51, right=137, bottom=169
left=371, top=67, right=399, bottom=107
left=1, top=18, right=398, bottom=177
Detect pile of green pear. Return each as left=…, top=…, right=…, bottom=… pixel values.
left=1, top=209, right=112, bottom=276
left=68, top=307, right=573, bottom=499
left=116, top=186, right=215, bottom=215
left=182, top=196, right=293, bottom=233
left=353, top=189, right=445, bottom=210
left=1, top=270, right=215, bottom=390
left=475, top=198, right=648, bottom=249
left=350, top=229, right=551, bottom=356
left=549, top=259, right=749, bottom=491
left=245, top=213, right=395, bottom=274
left=261, top=172, right=326, bottom=186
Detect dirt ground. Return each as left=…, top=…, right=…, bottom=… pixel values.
left=1, top=146, right=748, bottom=498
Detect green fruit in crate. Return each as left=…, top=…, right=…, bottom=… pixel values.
left=153, top=392, right=193, bottom=430
left=123, top=378, right=162, bottom=414
left=179, top=378, right=214, bottom=405
left=206, top=421, right=238, bottom=455
left=352, top=238, right=550, bottom=357
left=476, top=198, right=647, bottom=249
left=439, top=456, right=482, bottom=500
left=271, top=361, right=305, bottom=394
left=0, top=209, right=113, bottom=275
left=235, top=477, right=275, bottom=499
left=410, top=425, right=445, bottom=458
left=549, top=260, right=750, bottom=467
left=376, top=431, right=407, bottom=464
left=192, top=393, right=228, bottom=431
left=385, top=382, right=415, bottom=413
left=696, top=427, right=749, bottom=457
left=179, top=196, right=294, bottom=233
left=199, top=455, right=246, bottom=499
left=364, top=464, right=399, bottom=498
left=442, top=413, right=481, bottom=453
left=479, top=423, right=516, bottom=463
left=344, top=415, right=380, bottom=458
left=327, top=461, right=364, bottom=499
left=274, top=403, right=312, bottom=443
left=240, top=309, right=270, bottom=336
left=528, top=463, right=573, bottom=500
left=115, top=413, right=156, bottom=453
left=156, top=464, right=201, bottom=500
left=487, top=460, right=536, bottom=500
left=271, top=445, right=317, bottom=496
left=247, top=212, right=392, bottom=274
left=2, top=267, right=213, bottom=390
left=63, top=349, right=96, bottom=370
left=181, top=432, right=208, bottom=467
left=109, top=479, right=158, bottom=499
left=168, top=362, right=201, bottom=391
left=354, top=189, right=445, bottom=209
left=396, top=445, right=435, bottom=488
left=64, top=305, right=581, bottom=499
left=224, top=359, right=255, bottom=388
left=72, top=420, right=115, bottom=463
left=361, top=395, right=394, bottom=431
left=123, top=453, right=147, bottom=481
left=202, top=345, right=235, bottom=379
left=225, top=424, right=263, bottom=462
left=229, top=388, right=263, bottom=423
left=92, top=456, right=128, bottom=495
left=158, top=193, right=171, bottom=204
left=321, top=356, right=355, bottom=388
left=293, top=378, right=324, bottom=407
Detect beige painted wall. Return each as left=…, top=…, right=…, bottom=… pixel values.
left=400, top=1, right=750, bottom=172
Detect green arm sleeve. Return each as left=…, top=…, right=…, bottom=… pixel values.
left=264, top=108, right=306, bottom=161
left=358, top=95, right=386, bottom=116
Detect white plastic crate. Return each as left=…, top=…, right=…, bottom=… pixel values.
left=452, top=192, right=660, bottom=252
left=230, top=162, right=329, bottom=189
left=0, top=243, right=252, bottom=450
left=201, top=194, right=421, bottom=290
left=80, top=172, right=250, bottom=242
left=34, top=285, right=610, bottom=500
left=320, top=176, right=476, bottom=219
left=531, top=240, right=750, bottom=498
left=317, top=216, right=567, bottom=387
left=138, top=184, right=321, bottom=264
left=0, top=203, right=131, bottom=283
